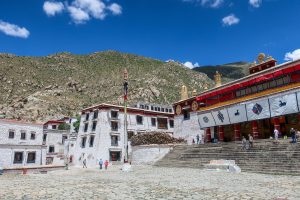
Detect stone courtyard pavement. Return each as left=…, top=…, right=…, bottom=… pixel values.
left=0, top=165, right=299, bottom=200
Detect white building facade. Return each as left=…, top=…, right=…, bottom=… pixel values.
left=0, top=119, right=47, bottom=168
left=74, top=103, right=174, bottom=167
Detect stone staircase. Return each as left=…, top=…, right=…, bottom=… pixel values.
left=155, top=139, right=300, bottom=175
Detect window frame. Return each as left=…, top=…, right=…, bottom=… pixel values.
left=13, top=152, right=24, bottom=164
left=27, top=152, right=36, bottom=164
left=136, top=115, right=143, bottom=125
left=20, top=131, right=26, bottom=140
left=8, top=130, right=15, bottom=139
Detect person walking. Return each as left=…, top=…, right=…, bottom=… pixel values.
left=104, top=160, right=109, bottom=170
left=290, top=128, right=296, bottom=143
left=99, top=159, right=103, bottom=170
left=242, top=136, right=247, bottom=150
left=274, top=128, right=279, bottom=144
left=83, top=158, right=87, bottom=168
left=248, top=134, right=254, bottom=148
left=196, top=134, right=200, bottom=144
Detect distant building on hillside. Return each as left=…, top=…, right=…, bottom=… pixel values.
left=0, top=119, right=47, bottom=168
left=73, top=103, right=174, bottom=166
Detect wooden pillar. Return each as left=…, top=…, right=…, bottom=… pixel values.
left=273, top=117, right=280, bottom=132
left=251, top=120, right=259, bottom=139
left=234, top=124, right=241, bottom=141
left=206, top=128, right=211, bottom=143
left=218, top=126, right=224, bottom=142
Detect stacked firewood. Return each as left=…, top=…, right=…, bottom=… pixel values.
left=130, top=132, right=186, bottom=146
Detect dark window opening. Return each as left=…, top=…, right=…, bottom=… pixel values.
left=30, top=132, right=36, bottom=140
left=43, top=134, right=47, bottom=142
left=84, top=123, right=88, bottom=132
left=81, top=137, right=87, bottom=148
left=161, top=108, right=165, bottom=112
left=20, top=132, right=26, bottom=140
left=89, top=135, right=95, bottom=147
left=85, top=113, right=90, bottom=121
left=169, top=120, right=174, bottom=128
left=151, top=106, right=154, bottom=110
left=151, top=118, right=156, bottom=126
left=111, top=121, right=118, bottom=131
left=111, top=111, right=118, bottom=119
left=111, top=136, right=119, bottom=146
left=183, top=110, right=190, bottom=120
left=13, top=152, right=23, bottom=164
left=93, top=110, right=98, bottom=119
left=52, top=125, right=57, bottom=129
left=62, top=135, right=68, bottom=144
left=158, top=118, right=168, bottom=129
left=136, top=115, right=143, bottom=124
left=49, top=146, right=55, bottom=153
left=109, top=151, right=121, bottom=161
left=92, top=121, right=97, bottom=131
left=9, top=130, right=15, bottom=139
left=27, top=152, right=36, bottom=163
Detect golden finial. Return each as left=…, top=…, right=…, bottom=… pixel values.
left=214, top=71, right=222, bottom=87
left=257, top=53, right=265, bottom=64
left=181, top=85, right=188, bottom=100
left=192, top=89, right=197, bottom=97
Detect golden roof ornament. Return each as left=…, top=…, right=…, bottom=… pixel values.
left=257, top=53, right=265, bottom=64
left=180, top=85, right=188, bottom=100
left=192, top=89, right=197, bottom=97
left=214, top=71, right=222, bottom=87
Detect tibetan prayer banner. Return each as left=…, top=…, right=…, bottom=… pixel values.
left=211, top=108, right=231, bottom=126
left=269, top=93, right=298, bottom=117
left=198, top=112, right=216, bottom=128
left=227, top=104, right=248, bottom=124
left=246, top=98, right=271, bottom=121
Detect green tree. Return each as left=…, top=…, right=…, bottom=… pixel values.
left=73, top=115, right=81, bottom=133
left=58, top=123, right=71, bottom=130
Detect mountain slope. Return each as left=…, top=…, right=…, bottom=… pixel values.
left=0, top=51, right=213, bottom=122
left=193, top=62, right=251, bottom=83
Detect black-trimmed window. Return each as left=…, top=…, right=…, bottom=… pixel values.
left=84, top=123, right=88, bottom=132
left=52, top=125, right=57, bottom=129
left=27, top=152, right=36, bottom=163
left=13, top=152, right=23, bottom=164
left=169, top=120, right=174, bottom=128
left=136, top=115, right=143, bottom=124
left=8, top=130, right=15, bottom=139
left=183, top=110, right=190, bottom=120
left=49, top=146, right=55, bottom=153
left=111, top=111, right=118, bottom=119
left=81, top=137, right=87, bottom=148
left=111, top=121, right=118, bottom=131
left=20, top=131, right=26, bottom=140
left=30, top=132, right=36, bottom=140
left=93, top=110, right=98, bottom=119
left=85, top=113, right=90, bottom=121
left=92, top=121, right=97, bottom=131
left=89, top=135, right=95, bottom=147
left=43, top=134, right=47, bottom=142
left=151, top=118, right=156, bottom=126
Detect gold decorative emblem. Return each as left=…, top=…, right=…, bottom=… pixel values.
left=191, top=101, right=198, bottom=111
left=176, top=105, right=182, bottom=115
left=257, top=53, right=265, bottom=64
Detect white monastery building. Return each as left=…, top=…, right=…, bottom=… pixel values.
left=0, top=119, right=46, bottom=168
left=74, top=103, right=174, bottom=166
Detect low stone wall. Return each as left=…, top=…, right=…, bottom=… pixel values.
left=131, top=144, right=173, bottom=165
left=3, top=165, right=65, bottom=174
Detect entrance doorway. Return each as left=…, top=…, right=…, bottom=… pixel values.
left=109, top=151, right=121, bottom=161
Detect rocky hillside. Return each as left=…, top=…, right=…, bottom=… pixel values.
left=193, top=62, right=251, bottom=83
left=0, top=51, right=213, bottom=122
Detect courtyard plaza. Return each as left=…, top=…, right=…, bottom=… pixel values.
left=0, top=165, right=299, bottom=200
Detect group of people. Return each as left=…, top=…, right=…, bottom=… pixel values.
left=82, top=158, right=109, bottom=170
left=273, top=127, right=298, bottom=144
left=241, top=134, right=254, bottom=150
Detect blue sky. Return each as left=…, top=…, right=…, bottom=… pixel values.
left=0, top=0, right=299, bottom=67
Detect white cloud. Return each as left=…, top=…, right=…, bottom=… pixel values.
left=184, top=61, right=200, bottom=69
left=183, top=0, right=224, bottom=8
left=108, top=3, right=122, bottom=15
left=67, top=6, right=90, bottom=24
left=43, top=0, right=122, bottom=24
left=222, top=14, right=240, bottom=26
left=0, top=20, right=30, bottom=38
left=284, top=49, right=300, bottom=61
left=43, top=1, right=65, bottom=16
left=249, top=0, right=262, bottom=8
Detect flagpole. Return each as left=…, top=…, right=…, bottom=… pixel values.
left=123, top=69, right=128, bottom=163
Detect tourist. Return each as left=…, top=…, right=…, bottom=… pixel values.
left=99, top=159, right=103, bottom=170
left=104, top=160, right=109, bottom=170
left=242, top=136, right=247, bottom=150
left=274, top=129, right=279, bottom=144
left=192, top=138, right=195, bottom=144
left=248, top=134, right=254, bottom=148
left=290, top=128, right=296, bottom=143
left=196, top=134, right=200, bottom=144
left=83, top=158, right=87, bottom=168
